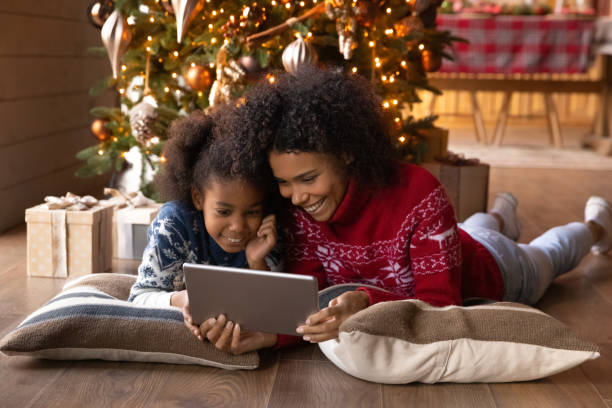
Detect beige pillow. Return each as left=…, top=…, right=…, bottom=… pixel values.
left=0, top=274, right=258, bottom=370
left=318, top=299, right=600, bottom=383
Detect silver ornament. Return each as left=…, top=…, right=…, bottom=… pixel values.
left=170, top=0, right=205, bottom=43
left=129, top=95, right=158, bottom=145
left=101, top=10, right=132, bottom=79
left=282, top=35, right=318, bottom=75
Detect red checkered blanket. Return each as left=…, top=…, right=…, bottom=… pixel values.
left=437, top=15, right=595, bottom=74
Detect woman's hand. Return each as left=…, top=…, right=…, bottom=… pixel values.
left=198, top=314, right=277, bottom=355
left=246, top=215, right=277, bottom=270
left=296, top=290, right=370, bottom=343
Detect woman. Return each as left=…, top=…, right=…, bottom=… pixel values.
left=227, top=67, right=611, bottom=347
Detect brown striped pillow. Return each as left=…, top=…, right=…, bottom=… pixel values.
left=0, top=274, right=258, bottom=370
left=318, top=299, right=600, bottom=383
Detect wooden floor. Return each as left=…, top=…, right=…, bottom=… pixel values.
left=1, top=166, right=612, bottom=407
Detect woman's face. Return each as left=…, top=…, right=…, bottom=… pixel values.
left=192, top=179, right=264, bottom=253
left=268, top=150, right=350, bottom=222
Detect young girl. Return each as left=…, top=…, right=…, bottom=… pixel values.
left=227, top=67, right=612, bottom=346
left=128, top=108, right=281, bottom=355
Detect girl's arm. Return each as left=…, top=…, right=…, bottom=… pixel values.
left=128, top=203, right=196, bottom=306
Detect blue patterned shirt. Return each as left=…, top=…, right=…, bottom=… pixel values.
left=128, top=201, right=282, bottom=302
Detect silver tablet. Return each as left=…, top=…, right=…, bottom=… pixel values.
left=183, top=263, right=319, bottom=335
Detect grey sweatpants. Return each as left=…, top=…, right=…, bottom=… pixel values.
left=460, top=213, right=593, bottom=305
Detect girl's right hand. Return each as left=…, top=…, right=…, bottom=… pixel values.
left=199, top=314, right=277, bottom=355
left=172, top=290, right=205, bottom=341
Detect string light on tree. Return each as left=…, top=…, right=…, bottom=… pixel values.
left=79, top=0, right=458, bottom=189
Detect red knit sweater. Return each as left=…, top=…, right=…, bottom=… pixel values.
left=283, top=162, right=504, bottom=307
left=276, top=163, right=504, bottom=348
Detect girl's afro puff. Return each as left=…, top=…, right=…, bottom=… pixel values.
left=155, top=107, right=274, bottom=206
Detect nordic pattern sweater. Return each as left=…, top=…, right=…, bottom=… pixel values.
left=282, top=163, right=504, bottom=308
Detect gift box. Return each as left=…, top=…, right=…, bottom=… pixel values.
left=113, top=204, right=161, bottom=260
left=25, top=203, right=113, bottom=278
left=419, top=127, right=449, bottom=163
left=421, top=158, right=490, bottom=222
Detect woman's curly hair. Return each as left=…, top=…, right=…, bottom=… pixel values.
left=225, top=67, right=399, bottom=187
left=155, top=108, right=274, bottom=207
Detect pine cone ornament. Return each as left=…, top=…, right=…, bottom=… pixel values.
left=129, top=96, right=158, bottom=145
left=282, top=36, right=318, bottom=75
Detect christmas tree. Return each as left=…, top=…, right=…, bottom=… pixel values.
left=80, top=0, right=460, bottom=196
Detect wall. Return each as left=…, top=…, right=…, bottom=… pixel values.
left=0, top=1, right=114, bottom=232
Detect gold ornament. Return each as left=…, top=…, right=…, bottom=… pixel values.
left=282, top=35, right=318, bottom=75
left=421, top=49, right=442, bottom=72
left=185, top=64, right=212, bottom=91
left=88, top=0, right=114, bottom=29
left=170, top=0, right=205, bottom=43
left=91, top=119, right=112, bottom=141
left=101, top=10, right=132, bottom=79
left=129, top=95, right=159, bottom=145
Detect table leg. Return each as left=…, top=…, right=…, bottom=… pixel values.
left=592, top=54, right=612, bottom=155
left=594, top=55, right=611, bottom=138
left=493, top=92, right=512, bottom=146
left=469, top=91, right=487, bottom=144
left=544, top=93, right=563, bottom=149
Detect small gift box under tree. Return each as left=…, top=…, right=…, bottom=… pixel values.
left=104, top=188, right=161, bottom=260
left=25, top=193, right=113, bottom=278
left=421, top=154, right=490, bottom=222
left=113, top=205, right=161, bottom=260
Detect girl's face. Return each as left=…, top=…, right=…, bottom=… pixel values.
left=192, top=179, right=265, bottom=253
left=268, top=150, right=350, bottom=222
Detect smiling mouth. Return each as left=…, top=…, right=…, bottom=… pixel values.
left=225, top=237, right=243, bottom=245
left=304, top=198, right=324, bottom=214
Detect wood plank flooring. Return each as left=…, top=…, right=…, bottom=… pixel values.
left=1, top=166, right=611, bottom=408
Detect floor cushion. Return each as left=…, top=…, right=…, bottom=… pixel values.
left=0, top=273, right=258, bottom=370
left=318, top=295, right=600, bottom=383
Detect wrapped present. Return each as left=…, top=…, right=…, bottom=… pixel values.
left=420, top=153, right=490, bottom=222
left=104, top=188, right=161, bottom=260
left=25, top=193, right=113, bottom=278
left=419, top=127, right=449, bottom=163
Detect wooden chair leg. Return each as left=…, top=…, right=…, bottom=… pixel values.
left=493, top=92, right=512, bottom=146
left=544, top=93, right=563, bottom=149
left=469, top=91, right=487, bottom=144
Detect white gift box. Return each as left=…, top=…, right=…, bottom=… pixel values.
left=112, top=204, right=161, bottom=260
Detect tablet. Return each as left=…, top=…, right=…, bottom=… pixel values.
left=183, top=263, right=319, bottom=335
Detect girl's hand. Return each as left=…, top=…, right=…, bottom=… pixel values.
left=246, top=214, right=277, bottom=270
left=198, top=314, right=277, bottom=355
left=296, top=290, right=370, bottom=343
left=172, top=290, right=206, bottom=341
